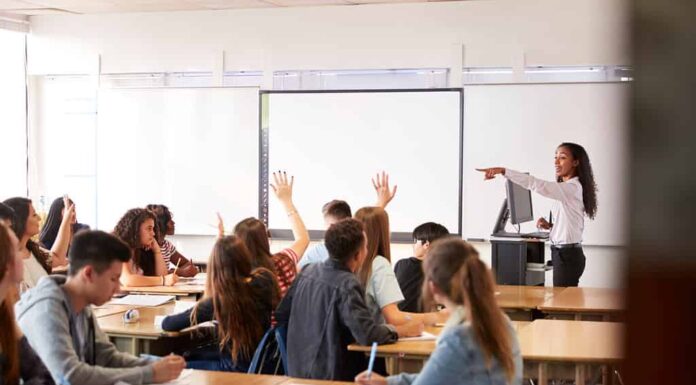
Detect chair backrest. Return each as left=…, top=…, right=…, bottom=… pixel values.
left=247, top=327, right=284, bottom=375
left=274, top=324, right=289, bottom=374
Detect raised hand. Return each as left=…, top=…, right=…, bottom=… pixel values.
left=372, top=171, right=397, bottom=209
left=62, top=195, right=76, bottom=224
left=475, top=167, right=506, bottom=180
left=216, top=212, right=225, bottom=238
left=271, top=170, right=294, bottom=204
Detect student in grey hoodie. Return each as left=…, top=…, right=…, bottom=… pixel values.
left=15, top=230, right=186, bottom=385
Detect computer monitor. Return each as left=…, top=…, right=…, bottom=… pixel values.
left=506, top=178, right=533, bottom=225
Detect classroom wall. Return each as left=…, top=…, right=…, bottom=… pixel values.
left=26, top=0, right=629, bottom=288
left=26, top=0, right=629, bottom=75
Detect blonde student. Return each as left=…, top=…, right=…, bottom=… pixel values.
left=113, top=208, right=178, bottom=287
left=355, top=238, right=522, bottom=385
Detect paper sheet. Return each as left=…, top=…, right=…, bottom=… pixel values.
left=398, top=331, right=437, bottom=341
left=110, top=294, right=175, bottom=307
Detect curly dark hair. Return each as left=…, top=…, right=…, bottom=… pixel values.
left=145, top=204, right=172, bottom=244
left=112, top=208, right=159, bottom=276
left=557, top=142, right=598, bottom=220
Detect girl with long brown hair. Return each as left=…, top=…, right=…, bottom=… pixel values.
left=233, top=171, right=309, bottom=298
left=3, top=196, right=73, bottom=291
left=354, top=206, right=447, bottom=327
left=161, top=235, right=280, bottom=372
left=113, top=208, right=178, bottom=287
left=0, top=223, right=54, bottom=385
left=356, top=238, right=522, bottom=385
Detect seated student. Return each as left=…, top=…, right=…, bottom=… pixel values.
left=113, top=208, right=178, bottom=287
left=354, top=207, right=447, bottom=327
left=161, top=235, right=279, bottom=372
left=40, top=196, right=89, bottom=250
left=355, top=238, right=522, bottom=385
left=394, top=222, right=449, bottom=313
left=145, top=204, right=198, bottom=277
left=275, top=218, right=423, bottom=381
left=3, top=197, right=72, bottom=291
left=298, top=172, right=397, bottom=269
left=0, top=223, right=55, bottom=385
left=15, top=230, right=186, bottom=385
left=234, top=171, right=309, bottom=297
left=298, top=199, right=352, bottom=268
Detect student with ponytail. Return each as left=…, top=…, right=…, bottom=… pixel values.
left=355, top=238, right=522, bottom=385
left=161, top=235, right=280, bottom=372
left=477, top=142, right=598, bottom=286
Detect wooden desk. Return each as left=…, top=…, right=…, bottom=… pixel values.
left=496, top=285, right=564, bottom=320
left=184, top=370, right=353, bottom=384
left=518, top=319, right=624, bottom=385
left=538, top=287, right=625, bottom=320
left=92, top=304, right=134, bottom=318
left=348, top=322, right=530, bottom=373
left=98, top=303, right=182, bottom=355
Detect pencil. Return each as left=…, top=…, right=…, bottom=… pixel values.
left=172, top=258, right=181, bottom=276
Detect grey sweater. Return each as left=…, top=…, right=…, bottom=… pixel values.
left=14, top=275, right=155, bottom=385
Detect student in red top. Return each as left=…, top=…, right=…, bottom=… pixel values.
left=233, top=171, right=310, bottom=298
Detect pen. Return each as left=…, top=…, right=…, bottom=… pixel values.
left=367, top=342, right=378, bottom=379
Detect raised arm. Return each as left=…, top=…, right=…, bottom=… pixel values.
left=49, top=195, right=74, bottom=267
left=373, top=171, right=397, bottom=209
left=271, top=171, right=310, bottom=258
left=476, top=167, right=579, bottom=203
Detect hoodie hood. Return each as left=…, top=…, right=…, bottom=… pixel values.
left=15, top=274, right=69, bottom=319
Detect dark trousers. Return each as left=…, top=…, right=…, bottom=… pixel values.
left=551, top=246, right=586, bottom=287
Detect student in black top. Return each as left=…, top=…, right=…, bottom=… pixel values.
left=161, top=235, right=280, bottom=372
left=394, top=222, right=449, bottom=313
left=39, top=196, right=90, bottom=250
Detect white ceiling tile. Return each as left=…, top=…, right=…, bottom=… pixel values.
left=190, top=0, right=276, bottom=9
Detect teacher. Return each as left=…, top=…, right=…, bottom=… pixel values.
left=477, top=142, right=598, bottom=287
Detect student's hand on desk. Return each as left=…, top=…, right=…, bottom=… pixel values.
left=152, top=354, right=186, bottom=383
left=394, top=319, right=424, bottom=338
left=476, top=167, right=506, bottom=180
left=271, top=170, right=294, bottom=203
left=372, top=171, right=397, bottom=209
left=537, top=217, right=552, bottom=230
left=164, top=273, right=178, bottom=286
left=355, top=371, right=387, bottom=385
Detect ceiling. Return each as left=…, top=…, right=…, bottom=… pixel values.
left=0, top=0, right=452, bottom=15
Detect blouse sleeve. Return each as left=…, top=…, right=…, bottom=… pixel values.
left=504, top=168, right=581, bottom=203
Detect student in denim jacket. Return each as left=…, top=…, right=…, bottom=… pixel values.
left=356, top=238, right=523, bottom=385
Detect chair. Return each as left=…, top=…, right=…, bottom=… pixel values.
left=274, top=324, right=289, bottom=374
left=247, top=327, right=284, bottom=375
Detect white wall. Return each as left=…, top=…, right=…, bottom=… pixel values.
left=27, top=0, right=628, bottom=75
left=26, top=0, right=629, bottom=288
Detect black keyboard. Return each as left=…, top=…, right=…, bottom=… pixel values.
left=520, top=232, right=550, bottom=239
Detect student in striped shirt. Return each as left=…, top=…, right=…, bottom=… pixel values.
left=234, top=171, right=309, bottom=298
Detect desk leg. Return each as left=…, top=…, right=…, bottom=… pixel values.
left=576, top=364, right=586, bottom=385
left=538, top=362, right=548, bottom=385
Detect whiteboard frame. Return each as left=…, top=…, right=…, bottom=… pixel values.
left=259, top=88, right=464, bottom=243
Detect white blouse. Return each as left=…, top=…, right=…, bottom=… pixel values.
left=504, top=168, right=585, bottom=245
left=23, top=253, right=48, bottom=290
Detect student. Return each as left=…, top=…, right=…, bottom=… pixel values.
left=355, top=238, right=522, bottom=385
left=113, top=208, right=178, bottom=287
left=477, top=142, right=598, bottom=286
left=233, top=171, right=309, bottom=297
left=298, top=199, right=352, bottom=269
left=161, top=235, right=280, bottom=372
left=275, top=218, right=422, bottom=381
left=394, top=222, right=450, bottom=313
left=15, top=230, right=186, bottom=385
left=145, top=204, right=198, bottom=277
left=354, top=207, right=447, bottom=327
left=298, top=172, right=397, bottom=269
left=0, top=223, right=55, bottom=385
left=40, top=196, right=89, bottom=250
left=0, top=203, right=15, bottom=226
left=3, top=197, right=72, bottom=291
